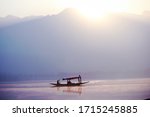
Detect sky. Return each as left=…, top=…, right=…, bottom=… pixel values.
left=0, top=0, right=150, bottom=17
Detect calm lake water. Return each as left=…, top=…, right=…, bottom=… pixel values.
left=0, top=78, right=150, bottom=100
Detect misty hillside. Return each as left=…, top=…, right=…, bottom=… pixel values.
left=0, top=15, right=43, bottom=28
left=0, top=9, right=150, bottom=81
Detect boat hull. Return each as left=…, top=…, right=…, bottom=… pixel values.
left=50, top=82, right=89, bottom=87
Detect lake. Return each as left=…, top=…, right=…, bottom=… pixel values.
left=0, top=78, right=150, bottom=100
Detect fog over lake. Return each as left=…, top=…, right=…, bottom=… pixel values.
left=0, top=78, right=150, bottom=100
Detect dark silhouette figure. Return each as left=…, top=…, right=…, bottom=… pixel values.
left=78, top=75, right=82, bottom=83
left=57, top=80, right=60, bottom=84
left=67, top=80, right=72, bottom=85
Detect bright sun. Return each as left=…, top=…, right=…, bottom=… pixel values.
left=73, top=0, right=128, bottom=20
left=77, top=6, right=109, bottom=20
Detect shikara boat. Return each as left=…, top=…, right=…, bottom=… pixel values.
left=50, top=75, right=89, bottom=87
left=50, top=82, right=89, bottom=87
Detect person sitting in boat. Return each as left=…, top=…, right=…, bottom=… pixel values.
left=67, top=80, right=72, bottom=85
left=78, top=75, right=82, bottom=83
left=57, top=80, right=60, bottom=85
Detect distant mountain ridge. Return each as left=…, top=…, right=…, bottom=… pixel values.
left=0, top=9, right=150, bottom=81
left=0, top=15, right=43, bottom=28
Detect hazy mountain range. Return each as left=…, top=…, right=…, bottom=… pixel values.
left=0, top=9, right=150, bottom=81
left=0, top=15, right=43, bottom=28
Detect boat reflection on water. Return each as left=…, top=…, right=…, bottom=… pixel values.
left=56, top=86, right=82, bottom=95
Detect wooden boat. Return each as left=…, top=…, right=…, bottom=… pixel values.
left=50, top=75, right=89, bottom=87
left=50, top=81, right=89, bottom=87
